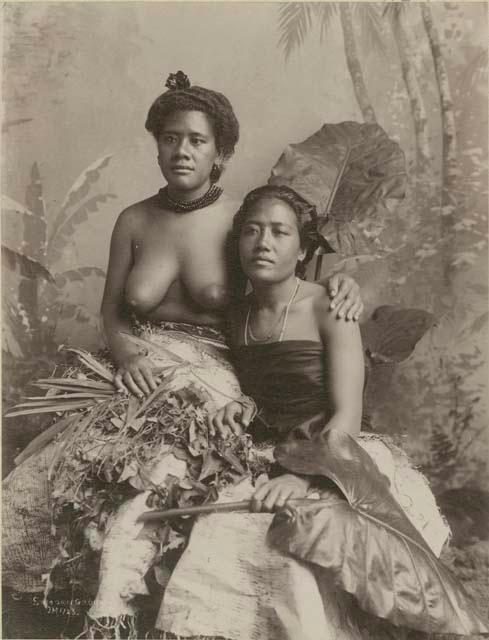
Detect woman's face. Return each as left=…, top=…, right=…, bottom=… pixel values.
left=158, top=110, right=219, bottom=198
left=239, top=197, right=306, bottom=284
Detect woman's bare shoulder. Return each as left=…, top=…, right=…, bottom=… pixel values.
left=308, top=282, right=345, bottom=332
left=113, top=196, right=158, bottom=231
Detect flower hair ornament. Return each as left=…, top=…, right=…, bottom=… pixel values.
left=165, top=70, right=191, bottom=91
left=299, top=209, right=335, bottom=277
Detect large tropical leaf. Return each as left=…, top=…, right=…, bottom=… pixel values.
left=1, top=195, right=47, bottom=263
left=49, top=155, right=114, bottom=243
left=1, top=303, right=24, bottom=358
left=54, top=266, right=106, bottom=289
left=361, top=305, right=435, bottom=365
left=47, top=193, right=117, bottom=264
left=1, top=246, right=54, bottom=283
left=269, top=428, right=489, bottom=636
left=269, top=121, right=407, bottom=256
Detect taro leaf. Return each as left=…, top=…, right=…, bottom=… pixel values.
left=361, top=305, right=435, bottom=365
left=269, top=121, right=406, bottom=256
left=1, top=195, right=47, bottom=262
left=270, top=429, right=489, bottom=636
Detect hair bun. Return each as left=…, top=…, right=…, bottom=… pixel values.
left=165, top=71, right=191, bottom=91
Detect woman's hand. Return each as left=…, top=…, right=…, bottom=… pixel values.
left=320, top=272, right=363, bottom=321
left=250, top=474, right=310, bottom=513
left=113, top=354, right=159, bottom=398
left=208, top=397, right=256, bottom=440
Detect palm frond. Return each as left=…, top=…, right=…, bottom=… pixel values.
left=314, top=2, right=338, bottom=44
left=277, top=3, right=317, bottom=59
left=14, top=414, right=80, bottom=466
left=356, top=3, right=387, bottom=59
left=62, top=347, right=114, bottom=383
left=34, top=378, right=114, bottom=391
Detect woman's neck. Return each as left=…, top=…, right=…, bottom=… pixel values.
left=251, top=276, right=299, bottom=311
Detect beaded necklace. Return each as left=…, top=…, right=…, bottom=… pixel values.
left=244, top=277, right=301, bottom=346
left=158, top=184, right=223, bottom=213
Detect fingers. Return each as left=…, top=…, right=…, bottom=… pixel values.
left=240, top=402, right=255, bottom=428
left=113, top=371, right=128, bottom=394
left=142, top=366, right=159, bottom=393
left=329, top=278, right=351, bottom=311
left=224, top=403, right=244, bottom=436
left=210, top=409, right=234, bottom=440
left=121, top=371, right=146, bottom=398
left=250, top=482, right=293, bottom=513
left=347, top=299, right=364, bottom=322
left=208, top=402, right=245, bottom=439
left=332, top=293, right=364, bottom=321
left=327, top=273, right=340, bottom=299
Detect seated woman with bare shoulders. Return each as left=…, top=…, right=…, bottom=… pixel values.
left=2, top=74, right=364, bottom=634
left=155, top=186, right=484, bottom=640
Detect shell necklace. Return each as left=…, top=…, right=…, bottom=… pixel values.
left=244, top=277, right=301, bottom=346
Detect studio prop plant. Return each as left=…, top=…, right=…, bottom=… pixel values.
left=2, top=156, right=116, bottom=402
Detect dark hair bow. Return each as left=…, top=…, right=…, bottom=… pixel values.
left=165, top=71, right=191, bottom=91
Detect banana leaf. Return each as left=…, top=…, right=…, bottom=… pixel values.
left=269, top=428, right=489, bottom=636
left=1, top=195, right=47, bottom=264
left=269, top=121, right=407, bottom=258
left=1, top=246, right=53, bottom=283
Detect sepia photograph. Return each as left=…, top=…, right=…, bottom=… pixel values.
left=1, top=1, right=488, bottom=638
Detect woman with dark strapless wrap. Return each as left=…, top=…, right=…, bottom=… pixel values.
left=155, top=186, right=486, bottom=640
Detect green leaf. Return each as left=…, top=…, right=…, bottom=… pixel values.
left=269, top=122, right=407, bottom=255
left=271, top=428, right=489, bottom=636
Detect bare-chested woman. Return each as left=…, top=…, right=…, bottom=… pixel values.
left=2, top=71, right=363, bottom=635
left=102, top=71, right=362, bottom=398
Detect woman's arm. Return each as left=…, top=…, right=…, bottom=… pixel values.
left=316, top=294, right=364, bottom=436
left=101, top=208, right=157, bottom=397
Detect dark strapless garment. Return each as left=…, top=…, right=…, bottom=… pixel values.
left=233, top=340, right=331, bottom=436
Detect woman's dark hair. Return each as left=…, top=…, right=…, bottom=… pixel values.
left=145, top=71, right=239, bottom=181
left=232, top=184, right=330, bottom=278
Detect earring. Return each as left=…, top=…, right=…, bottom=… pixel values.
left=210, top=163, right=222, bottom=183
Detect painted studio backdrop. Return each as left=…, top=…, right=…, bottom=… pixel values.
left=2, top=0, right=488, bottom=605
